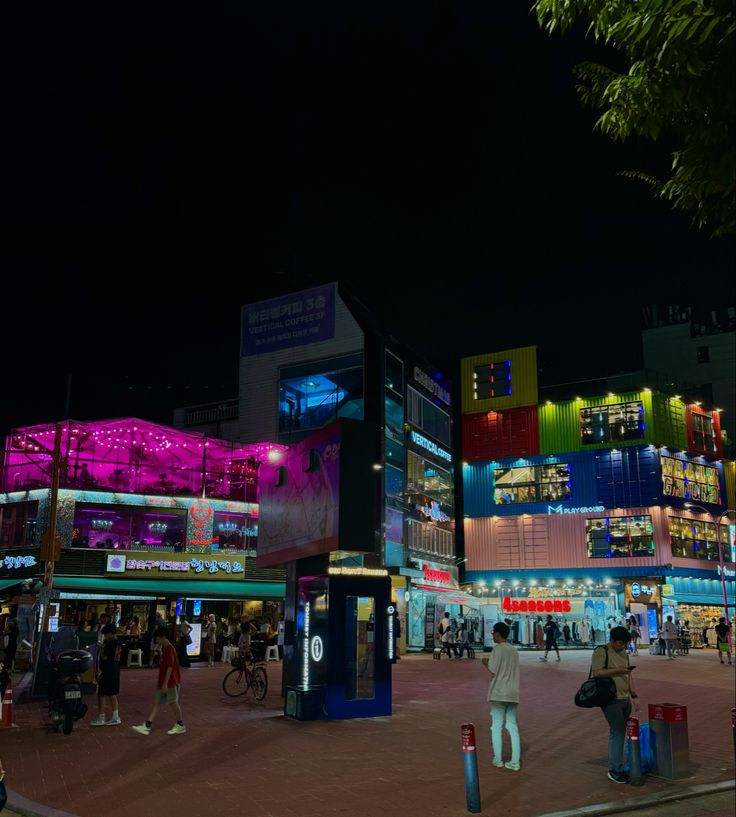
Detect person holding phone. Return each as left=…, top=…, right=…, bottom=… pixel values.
left=591, top=626, right=639, bottom=784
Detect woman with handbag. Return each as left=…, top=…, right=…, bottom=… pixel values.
left=178, top=615, right=193, bottom=668
left=591, top=626, right=639, bottom=784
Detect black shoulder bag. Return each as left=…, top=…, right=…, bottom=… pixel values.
left=574, top=646, right=617, bottom=708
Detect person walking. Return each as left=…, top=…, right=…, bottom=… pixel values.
left=91, top=623, right=122, bottom=726
left=591, top=626, right=639, bottom=784
left=540, top=615, right=561, bottom=662
left=132, top=627, right=185, bottom=736
left=2, top=620, right=18, bottom=673
left=178, top=614, right=192, bottom=668
left=714, top=617, right=732, bottom=665
left=662, top=615, right=678, bottom=659
left=205, top=614, right=217, bottom=667
left=626, top=617, right=640, bottom=656
left=456, top=623, right=469, bottom=658
left=438, top=612, right=454, bottom=659
left=482, top=622, right=521, bottom=771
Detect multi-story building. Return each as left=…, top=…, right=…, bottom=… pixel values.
left=0, top=417, right=286, bottom=677
left=461, top=345, right=735, bottom=649
left=176, top=282, right=476, bottom=652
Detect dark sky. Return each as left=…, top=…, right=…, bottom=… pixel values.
left=1, top=3, right=733, bottom=440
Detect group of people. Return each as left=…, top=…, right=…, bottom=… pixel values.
left=437, top=612, right=472, bottom=658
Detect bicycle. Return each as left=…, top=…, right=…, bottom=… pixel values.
left=222, top=653, right=268, bottom=701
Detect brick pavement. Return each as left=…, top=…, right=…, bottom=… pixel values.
left=2, top=649, right=734, bottom=817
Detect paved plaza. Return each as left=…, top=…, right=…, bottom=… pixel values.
left=2, top=648, right=734, bottom=817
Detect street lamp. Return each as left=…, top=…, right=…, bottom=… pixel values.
left=684, top=503, right=735, bottom=626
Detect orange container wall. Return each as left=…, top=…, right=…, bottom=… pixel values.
left=461, top=345, right=538, bottom=414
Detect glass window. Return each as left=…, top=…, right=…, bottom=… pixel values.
left=493, top=463, right=571, bottom=505
left=345, top=596, right=375, bottom=700
left=212, top=511, right=257, bottom=551
left=668, top=515, right=731, bottom=561
left=385, top=351, right=403, bottom=397
left=385, top=395, right=404, bottom=443
left=407, top=451, right=454, bottom=511
left=407, top=387, right=451, bottom=446
left=384, top=464, right=404, bottom=499
left=661, top=455, right=721, bottom=504
left=580, top=401, right=644, bottom=445
left=474, top=361, right=511, bottom=400
left=691, top=413, right=717, bottom=453
left=0, top=501, right=38, bottom=549
left=71, top=503, right=187, bottom=551
left=586, top=515, right=655, bottom=558
left=278, top=356, right=364, bottom=442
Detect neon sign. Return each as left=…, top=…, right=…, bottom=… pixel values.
left=409, top=431, right=452, bottom=463
left=0, top=554, right=37, bottom=569
left=310, top=635, right=323, bottom=662
left=387, top=604, right=395, bottom=660
left=503, top=596, right=571, bottom=613
left=423, top=565, right=451, bottom=585
left=302, top=601, right=311, bottom=687
left=547, top=504, right=605, bottom=515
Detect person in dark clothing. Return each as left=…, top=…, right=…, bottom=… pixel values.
left=715, top=617, right=732, bottom=665
left=3, top=620, right=19, bottom=672
left=90, top=624, right=122, bottom=726
left=540, top=615, right=561, bottom=662
left=178, top=615, right=192, bottom=668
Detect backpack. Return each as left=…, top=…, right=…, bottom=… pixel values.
left=574, top=646, right=616, bottom=708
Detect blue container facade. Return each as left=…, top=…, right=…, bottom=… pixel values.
left=463, top=445, right=725, bottom=518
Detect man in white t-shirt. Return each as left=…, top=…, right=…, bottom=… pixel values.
left=482, top=621, right=521, bottom=771
left=662, top=615, right=678, bottom=659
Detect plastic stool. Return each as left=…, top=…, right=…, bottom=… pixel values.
left=127, top=649, right=143, bottom=668
left=265, top=645, right=279, bottom=661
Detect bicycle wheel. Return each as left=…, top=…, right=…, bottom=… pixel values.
left=222, top=669, right=248, bottom=697
left=250, top=666, right=268, bottom=701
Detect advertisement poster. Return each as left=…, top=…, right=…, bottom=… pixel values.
left=186, top=623, right=202, bottom=658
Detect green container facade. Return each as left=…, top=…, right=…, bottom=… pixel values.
left=539, top=391, right=687, bottom=454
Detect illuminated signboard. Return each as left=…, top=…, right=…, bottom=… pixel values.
left=302, top=601, right=311, bottom=687
left=0, top=554, right=37, bottom=569
left=413, top=367, right=451, bottom=406
left=423, top=565, right=451, bottom=586
left=387, top=604, right=396, bottom=661
left=661, top=455, right=720, bottom=504
left=104, top=552, right=246, bottom=580
left=547, top=504, right=605, bottom=515
left=409, top=431, right=452, bottom=463
left=502, top=596, right=571, bottom=613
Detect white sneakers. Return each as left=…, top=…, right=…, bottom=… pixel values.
left=504, top=762, right=521, bottom=771
left=106, top=716, right=122, bottom=726
left=131, top=723, right=151, bottom=735
left=90, top=715, right=107, bottom=727
left=167, top=724, right=187, bottom=735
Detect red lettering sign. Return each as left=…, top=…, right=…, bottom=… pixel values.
left=502, top=596, right=570, bottom=613
left=423, top=565, right=451, bottom=585
left=461, top=723, right=476, bottom=753
left=626, top=717, right=639, bottom=740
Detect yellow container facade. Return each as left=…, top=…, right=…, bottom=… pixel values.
left=461, top=345, right=538, bottom=414
left=726, top=459, right=736, bottom=511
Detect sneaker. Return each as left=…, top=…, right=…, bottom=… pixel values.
left=607, top=771, right=628, bottom=784
left=539, top=657, right=547, bottom=662
left=105, top=716, right=122, bottom=726
left=90, top=715, right=107, bottom=727
left=167, top=723, right=186, bottom=735
left=556, top=657, right=561, bottom=662
left=504, top=762, right=521, bottom=771
left=492, top=760, right=505, bottom=768
left=131, top=723, right=151, bottom=736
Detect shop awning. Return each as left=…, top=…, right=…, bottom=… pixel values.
left=413, top=583, right=481, bottom=609
left=51, top=577, right=285, bottom=600
left=0, top=579, right=22, bottom=592
left=668, top=593, right=736, bottom=606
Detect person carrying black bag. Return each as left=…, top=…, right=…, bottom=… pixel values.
left=591, top=626, right=639, bottom=784
left=0, top=757, right=7, bottom=812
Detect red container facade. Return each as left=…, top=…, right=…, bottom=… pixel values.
left=462, top=405, right=539, bottom=462
left=684, top=405, right=723, bottom=458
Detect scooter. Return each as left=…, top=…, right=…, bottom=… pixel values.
left=48, top=649, right=92, bottom=734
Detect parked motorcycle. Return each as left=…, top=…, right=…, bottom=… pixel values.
left=48, top=649, right=92, bottom=734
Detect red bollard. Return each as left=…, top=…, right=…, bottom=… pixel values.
left=0, top=678, right=17, bottom=728
left=626, top=717, right=644, bottom=786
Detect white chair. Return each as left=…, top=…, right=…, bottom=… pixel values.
left=127, top=649, right=143, bottom=668
left=265, top=645, right=280, bottom=662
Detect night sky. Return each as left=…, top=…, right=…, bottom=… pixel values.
left=2, top=3, right=733, bottom=441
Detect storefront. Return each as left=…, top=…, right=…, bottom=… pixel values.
left=623, top=578, right=663, bottom=645
left=403, top=560, right=480, bottom=651
left=466, top=576, right=625, bottom=649
left=660, top=572, right=736, bottom=647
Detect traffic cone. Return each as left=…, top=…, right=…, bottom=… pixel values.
left=0, top=679, right=18, bottom=728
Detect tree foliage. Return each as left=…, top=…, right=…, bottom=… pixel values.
left=534, top=0, right=736, bottom=236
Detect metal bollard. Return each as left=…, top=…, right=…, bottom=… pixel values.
left=461, top=722, right=481, bottom=813
left=626, top=717, right=644, bottom=786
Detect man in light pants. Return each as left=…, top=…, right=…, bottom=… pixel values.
left=662, top=615, right=678, bottom=659
left=482, top=621, right=521, bottom=771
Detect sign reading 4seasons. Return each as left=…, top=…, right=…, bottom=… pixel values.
left=661, top=455, right=720, bottom=504
left=105, top=552, right=246, bottom=580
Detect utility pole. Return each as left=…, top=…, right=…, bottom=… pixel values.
left=35, top=424, right=63, bottom=671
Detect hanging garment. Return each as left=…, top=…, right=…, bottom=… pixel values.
left=535, top=622, right=544, bottom=649
left=563, top=624, right=571, bottom=643
left=512, top=620, right=520, bottom=644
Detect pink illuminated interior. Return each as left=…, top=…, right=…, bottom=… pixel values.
left=2, top=418, right=285, bottom=502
